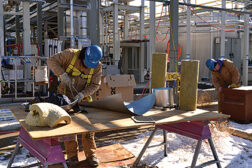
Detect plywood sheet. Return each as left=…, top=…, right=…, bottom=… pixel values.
left=8, top=105, right=229, bottom=140
left=78, top=143, right=134, bottom=163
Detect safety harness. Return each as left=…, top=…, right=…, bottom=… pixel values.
left=65, top=50, right=94, bottom=102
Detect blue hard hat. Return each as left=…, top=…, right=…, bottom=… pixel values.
left=206, top=59, right=217, bottom=71
left=85, top=45, right=103, bottom=68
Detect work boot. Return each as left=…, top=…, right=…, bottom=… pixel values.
left=66, top=156, right=79, bottom=166
left=86, top=155, right=99, bottom=167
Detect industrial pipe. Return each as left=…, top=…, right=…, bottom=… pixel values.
left=70, top=0, right=74, bottom=48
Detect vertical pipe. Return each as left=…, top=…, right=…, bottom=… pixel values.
left=0, top=0, right=4, bottom=98
left=87, top=0, right=100, bottom=45
left=81, top=12, right=86, bottom=37
left=77, top=11, right=82, bottom=49
left=209, top=12, right=214, bottom=81
left=140, top=0, right=145, bottom=82
left=220, top=0, right=226, bottom=59
left=57, top=0, right=64, bottom=48
left=105, top=14, right=108, bottom=47
left=15, top=6, right=21, bottom=55
left=14, top=59, right=17, bottom=99
left=37, top=2, right=42, bottom=56
left=242, top=1, right=249, bottom=86
left=23, top=2, right=31, bottom=56
left=186, top=0, right=191, bottom=60
left=169, top=0, right=179, bottom=72
left=124, top=11, right=129, bottom=40
left=101, top=12, right=105, bottom=50
left=23, top=1, right=32, bottom=93
left=113, top=2, right=120, bottom=64
left=70, top=0, right=74, bottom=48
left=149, top=0, right=155, bottom=73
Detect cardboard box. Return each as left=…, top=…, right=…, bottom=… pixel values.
left=95, top=75, right=136, bottom=102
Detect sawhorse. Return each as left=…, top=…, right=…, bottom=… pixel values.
left=7, top=127, right=68, bottom=168
left=134, top=121, right=221, bottom=168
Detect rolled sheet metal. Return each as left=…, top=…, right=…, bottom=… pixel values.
left=85, top=93, right=155, bottom=115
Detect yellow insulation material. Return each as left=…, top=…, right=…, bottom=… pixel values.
left=151, top=53, right=167, bottom=91
left=179, top=60, right=199, bottom=111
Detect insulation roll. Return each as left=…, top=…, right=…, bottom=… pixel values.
left=25, top=103, right=71, bottom=128
left=179, top=60, right=199, bottom=111
left=151, top=53, right=167, bottom=91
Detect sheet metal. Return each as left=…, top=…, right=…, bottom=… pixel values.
left=86, top=93, right=155, bottom=115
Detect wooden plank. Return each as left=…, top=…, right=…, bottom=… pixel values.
left=7, top=105, right=229, bottom=140
left=78, top=143, right=134, bottom=163
left=76, top=143, right=135, bottom=168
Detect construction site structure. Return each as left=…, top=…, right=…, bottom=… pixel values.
left=0, top=0, right=252, bottom=100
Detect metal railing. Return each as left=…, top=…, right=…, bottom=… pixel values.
left=0, top=55, right=49, bottom=100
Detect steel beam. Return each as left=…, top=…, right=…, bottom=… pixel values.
left=102, top=5, right=140, bottom=13
left=0, top=0, right=4, bottom=98
left=3, top=12, right=23, bottom=15
left=15, top=6, right=21, bottom=55
left=220, top=0, right=226, bottom=59
left=0, top=0, right=4, bottom=57
left=169, top=0, right=179, bottom=72
left=37, top=2, right=43, bottom=56
left=70, top=0, right=74, bottom=48
left=148, top=0, right=252, bottom=15
left=124, top=11, right=129, bottom=40
left=139, top=1, right=145, bottom=82
left=243, top=0, right=250, bottom=86
left=6, top=2, right=58, bottom=31
left=118, top=4, right=140, bottom=11
left=186, top=0, right=191, bottom=60
left=113, top=3, right=120, bottom=64
left=57, top=0, right=64, bottom=40
left=87, top=0, right=100, bottom=45
left=149, top=0, right=155, bottom=73
left=23, top=1, right=32, bottom=92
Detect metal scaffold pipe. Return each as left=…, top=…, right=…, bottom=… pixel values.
left=186, top=0, right=191, bottom=60
left=70, top=0, right=74, bottom=48
left=0, top=0, right=3, bottom=98
left=243, top=0, right=250, bottom=86
left=220, top=0, right=226, bottom=59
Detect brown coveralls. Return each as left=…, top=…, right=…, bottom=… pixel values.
left=211, top=59, right=241, bottom=112
left=47, top=48, right=102, bottom=159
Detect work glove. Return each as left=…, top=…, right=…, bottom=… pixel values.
left=74, top=92, right=85, bottom=103
left=59, top=72, right=72, bottom=87
left=229, top=84, right=239, bottom=88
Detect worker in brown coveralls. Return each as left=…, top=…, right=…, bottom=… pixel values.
left=47, top=45, right=103, bottom=167
left=205, top=58, right=241, bottom=112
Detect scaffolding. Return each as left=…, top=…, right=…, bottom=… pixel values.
left=0, top=55, right=49, bottom=100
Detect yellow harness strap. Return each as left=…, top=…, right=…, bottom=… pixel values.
left=65, top=50, right=94, bottom=102
left=66, top=50, right=80, bottom=74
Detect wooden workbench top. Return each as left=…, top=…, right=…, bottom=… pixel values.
left=8, top=105, right=229, bottom=140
